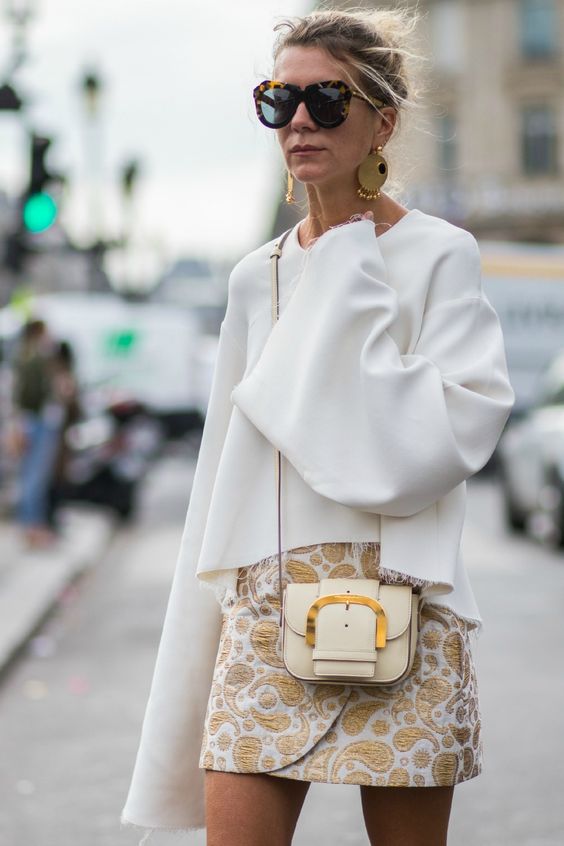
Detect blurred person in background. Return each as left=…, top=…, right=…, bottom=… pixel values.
left=10, top=318, right=64, bottom=548
left=45, top=339, right=82, bottom=532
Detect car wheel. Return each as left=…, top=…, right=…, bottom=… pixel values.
left=112, top=480, right=137, bottom=522
left=116, top=498, right=135, bottom=522
left=539, top=469, right=564, bottom=549
left=498, top=468, right=527, bottom=532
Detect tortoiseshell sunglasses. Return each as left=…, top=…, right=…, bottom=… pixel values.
left=253, top=79, right=384, bottom=129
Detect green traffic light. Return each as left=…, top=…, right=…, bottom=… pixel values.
left=23, top=192, right=58, bottom=233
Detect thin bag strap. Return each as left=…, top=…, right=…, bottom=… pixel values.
left=269, top=227, right=293, bottom=626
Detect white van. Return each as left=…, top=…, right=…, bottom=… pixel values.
left=479, top=239, right=564, bottom=415
left=1, top=291, right=216, bottom=437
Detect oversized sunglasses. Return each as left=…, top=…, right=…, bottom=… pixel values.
left=253, top=79, right=385, bottom=129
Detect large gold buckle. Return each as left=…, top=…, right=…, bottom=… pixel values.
left=305, top=594, right=387, bottom=649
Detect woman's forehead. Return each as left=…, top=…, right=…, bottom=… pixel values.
left=273, top=45, right=353, bottom=84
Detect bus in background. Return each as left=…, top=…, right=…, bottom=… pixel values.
left=478, top=239, right=564, bottom=417
left=479, top=240, right=564, bottom=546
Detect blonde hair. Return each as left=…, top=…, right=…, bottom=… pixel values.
left=271, top=3, right=430, bottom=199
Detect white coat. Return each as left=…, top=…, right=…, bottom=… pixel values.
left=120, top=210, right=515, bottom=840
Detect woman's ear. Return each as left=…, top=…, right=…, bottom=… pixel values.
left=373, top=106, right=397, bottom=147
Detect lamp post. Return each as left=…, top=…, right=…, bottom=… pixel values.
left=120, top=158, right=140, bottom=292
left=1, top=0, right=34, bottom=305
left=80, top=69, right=104, bottom=245
left=3, top=0, right=36, bottom=77
left=82, top=71, right=101, bottom=116
left=79, top=68, right=108, bottom=290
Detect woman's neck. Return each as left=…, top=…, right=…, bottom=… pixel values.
left=298, top=183, right=395, bottom=248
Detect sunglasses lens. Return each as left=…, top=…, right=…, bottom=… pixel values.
left=258, top=86, right=297, bottom=127
left=309, top=87, right=348, bottom=126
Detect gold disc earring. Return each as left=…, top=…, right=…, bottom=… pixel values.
left=285, top=170, right=296, bottom=204
left=357, top=145, right=388, bottom=200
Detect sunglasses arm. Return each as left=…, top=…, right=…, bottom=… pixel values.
left=351, top=91, right=385, bottom=111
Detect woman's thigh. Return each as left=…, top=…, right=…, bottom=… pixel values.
left=205, top=770, right=310, bottom=846
left=360, top=784, right=455, bottom=846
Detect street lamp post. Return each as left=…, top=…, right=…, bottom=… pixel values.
left=0, top=0, right=34, bottom=307
left=3, top=0, right=36, bottom=77
left=80, top=69, right=103, bottom=241
left=119, top=158, right=140, bottom=293
left=79, top=68, right=107, bottom=291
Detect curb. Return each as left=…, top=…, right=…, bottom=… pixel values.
left=0, top=505, right=117, bottom=675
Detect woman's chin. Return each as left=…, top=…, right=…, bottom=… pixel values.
left=290, top=163, right=331, bottom=183
left=291, top=170, right=339, bottom=192
left=295, top=178, right=349, bottom=200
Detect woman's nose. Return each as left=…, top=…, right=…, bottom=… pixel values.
left=289, top=100, right=318, bottom=132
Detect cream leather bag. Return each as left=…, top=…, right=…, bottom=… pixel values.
left=270, top=229, right=420, bottom=687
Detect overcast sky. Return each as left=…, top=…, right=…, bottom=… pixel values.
left=0, top=0, right=309, bottom=275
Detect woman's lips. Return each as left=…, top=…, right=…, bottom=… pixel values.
left=290, top=148, right=325, bottom=156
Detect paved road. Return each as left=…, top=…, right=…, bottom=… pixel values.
left=0, top=445, right=562, bottom=846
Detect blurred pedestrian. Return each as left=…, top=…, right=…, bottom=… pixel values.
left=10, top=318, right=64, bottom=548
left=45, top=339, right=82, bottom=532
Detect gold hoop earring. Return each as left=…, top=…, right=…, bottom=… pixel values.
left=285, top=170, right=296, bottom=204
left=357, top=145, right=388, bottom=200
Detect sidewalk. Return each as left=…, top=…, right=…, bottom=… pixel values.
left=0, top=505, right=117, bottom=674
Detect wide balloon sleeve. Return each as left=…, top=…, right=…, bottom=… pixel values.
left=121, top=311, right=247, bottom=833
left=230, top=218, right=515, bottom=518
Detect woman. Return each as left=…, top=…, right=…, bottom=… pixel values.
left=121, top=8, right=514, bottom=846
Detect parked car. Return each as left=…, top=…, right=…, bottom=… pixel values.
left=497, top=349, right=564, bottom=547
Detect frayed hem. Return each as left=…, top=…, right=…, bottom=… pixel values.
left=377, top=564, right=440, bottom=591
left=347, top=541, right=448, bottom=593
left=120, top=816, right=203, bottom=844
left=197, top=568, right=238, bottom=609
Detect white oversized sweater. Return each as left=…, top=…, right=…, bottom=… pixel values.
left=120, top=209, right=515, bottom=839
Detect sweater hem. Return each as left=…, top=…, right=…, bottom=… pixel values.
left=197, top=567, right=238, bottom=608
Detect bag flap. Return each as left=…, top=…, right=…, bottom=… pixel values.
left=283, top=580, right=413, bottom=640
left=378, top=584, right=413, bottom=638
left=284, top=582, right=319, bottom=635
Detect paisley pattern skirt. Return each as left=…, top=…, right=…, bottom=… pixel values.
left=199, top=542, right=482, bottom=787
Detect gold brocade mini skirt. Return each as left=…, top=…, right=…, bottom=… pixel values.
left=199, top=542, right=482, bottom=787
